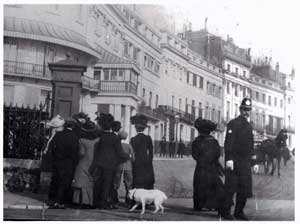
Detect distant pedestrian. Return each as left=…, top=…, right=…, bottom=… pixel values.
left=72, top=119, right=99, bottom=208
left=169, top=138, right=175, bottom=158
left=90, top=113, right=131, bottom=209
left=159, top=137, right=167, bottom=157
left=47, top=115, right=79, bottom=209
left=192, top=118, right=231, bottom=219
left=178, top=139, right=186, bottom=158
left=130, top=114, right=155, bottom=189
left=112, top=131, right=135, bottom=207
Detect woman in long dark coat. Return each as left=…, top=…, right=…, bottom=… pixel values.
left=192, top=118, right=231, bottom=219
left=130, top=114, right=155, bottom=189
left=72, top=119, right=99, bottom=208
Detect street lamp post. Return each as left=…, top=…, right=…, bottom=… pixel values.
left=175, top=114, right=180, bottom=158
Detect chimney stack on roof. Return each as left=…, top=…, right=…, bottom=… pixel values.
left=276, top=62, right=280, bottom=72
left=291, top=67, right=295, bottom=78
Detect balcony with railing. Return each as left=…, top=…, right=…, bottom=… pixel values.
left=81, top=76, right=99, bottom=92
left=157, top=105, right=195, bottom=125
left=4, top=60, right=51, bottom=79
left=99, top=81, right=137, bottom=95
left=137, top=105, right=165, bottom=121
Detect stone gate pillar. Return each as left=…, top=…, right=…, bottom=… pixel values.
left=49, top=54, right=87, bottom=118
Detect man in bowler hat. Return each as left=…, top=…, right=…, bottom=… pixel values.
left=224, top=98, right=259, bottom=220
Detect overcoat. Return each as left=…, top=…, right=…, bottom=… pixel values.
left=192, top=134, right=226, bottom=210
left=130, top=133, right=155, bottom=189
left=224, top=115, right=254, bottom=198
left=48, top=128, right=79, bottom=202
left=93, top=131, right=129, bottom=170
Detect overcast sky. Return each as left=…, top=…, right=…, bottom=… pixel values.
left=1, top=0, right=298, bottom=74
left=162, top=0, right=298, bottom=74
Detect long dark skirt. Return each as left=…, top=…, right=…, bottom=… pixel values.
left=193, top=166, right=227, bottom=211
left=132, top=163, right=154, bottom=189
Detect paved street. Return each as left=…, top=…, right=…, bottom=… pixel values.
left=3, top=198, right=294, bottom=221
left=4, top=157, right=294, bottom=221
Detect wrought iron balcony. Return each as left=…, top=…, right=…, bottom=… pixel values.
left=81, top=76, right=99, bottom=92
left=137, top=105, right=165, bottom=121
left=99, top=81, right=137, bottom=95
left=4, top=60, right=51, bottom=79
left=157, top=105, right=195, bottom=125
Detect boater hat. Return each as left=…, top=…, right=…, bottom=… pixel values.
left=240, top=98, right=252, bottom=111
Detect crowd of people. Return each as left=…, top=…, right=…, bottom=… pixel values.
left=45, top=112, right=154, bottom=210
left=44, top=97, right=259, bottom=220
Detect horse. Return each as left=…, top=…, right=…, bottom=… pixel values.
left=256, top=129, right=289, bottom=177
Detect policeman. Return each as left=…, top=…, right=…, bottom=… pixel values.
left=224, top=98, right=259, bottom=220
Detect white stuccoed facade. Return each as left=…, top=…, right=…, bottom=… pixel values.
left=3, top=4, right=295, bottom=149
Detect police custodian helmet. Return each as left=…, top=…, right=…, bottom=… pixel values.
left=240, top=97, right=252, bottom=111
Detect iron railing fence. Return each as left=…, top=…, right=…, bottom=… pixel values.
left=4, top=103, right=50, bottom=160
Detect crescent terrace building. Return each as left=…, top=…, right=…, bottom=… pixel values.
left=3, top=4, right=295, bottom=149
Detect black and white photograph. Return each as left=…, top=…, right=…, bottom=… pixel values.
left=2, top=0, right=297, bottom=221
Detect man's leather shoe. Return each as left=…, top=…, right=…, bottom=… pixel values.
left=234, top=212, right=249, bottom=220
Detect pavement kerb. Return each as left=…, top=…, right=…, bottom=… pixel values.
left=4, top=204, right=49, bottom=210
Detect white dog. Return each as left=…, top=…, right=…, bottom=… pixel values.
left=128, top=188, right=168, bottom=214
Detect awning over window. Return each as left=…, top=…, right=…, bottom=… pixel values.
left=4, top=16, right=101, bottom=59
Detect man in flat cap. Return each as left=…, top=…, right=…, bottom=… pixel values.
left=223, top=98, right=259, bottom=220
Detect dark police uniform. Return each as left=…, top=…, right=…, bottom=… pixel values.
left=224, top=98, right=256, bottom=219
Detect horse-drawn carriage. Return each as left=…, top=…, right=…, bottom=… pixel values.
left=254, top=129, right=291, bottom=177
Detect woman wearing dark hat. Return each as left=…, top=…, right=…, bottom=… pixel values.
left=192, top=118, right=231, bottom=219
left=130, top=114, right=155, bottom=189
left=72, top=112, right=89, bottom=137
left=91, top=113, right=131, bottom=209
left=72, top=119, right=99, bottom=208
